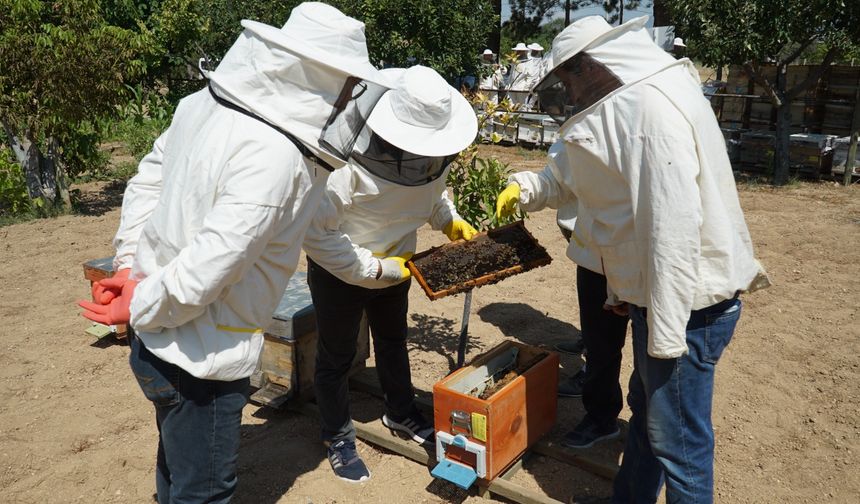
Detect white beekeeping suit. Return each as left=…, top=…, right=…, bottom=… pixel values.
left=517, top=17, right=769, bottom=358
left=112, top=3, right=390, bottom=381
left=506, top=42, right=532, bottom=108
left=304, top=66, right=478, bottom=288
left=524, top=42, right=547, bottom=110
left=301, top=66, right=478, bottom=482
left=478, top=49, right=504, bottom=104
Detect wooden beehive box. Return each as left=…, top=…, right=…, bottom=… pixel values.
left=251, top=271, right=370, bottom=408
left=81, top=257, right=128, bottom=339
left=433, top=341, right=558, bottom=482
left=407, top=221, right=551, bottom=301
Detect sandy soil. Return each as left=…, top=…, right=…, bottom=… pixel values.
left=1, top=145, right=859, bottom=503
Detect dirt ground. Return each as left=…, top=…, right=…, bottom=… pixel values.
left=1, top=144, right=859, bottom=503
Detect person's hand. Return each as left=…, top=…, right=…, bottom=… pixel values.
left=443, top=219, right=478, bottom=241
left=376, top=253, right=413, bottom=283
left=495, top=183, right=520, bottom=220
left=78, top=279, right=138, bottom=325
left=91, top=268, right=131, bottom=305
left=603, top=302, right=629, bottom=317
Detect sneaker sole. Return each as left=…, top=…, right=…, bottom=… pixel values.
left=554, top=343, right=585, bottom=355
left=561, top=429, right=620, bottom=450
left=557, top=391, right=583, bottom=398
left=382, top=415, right=433, bottom=445
left=333, top=470, right=371, bottom=484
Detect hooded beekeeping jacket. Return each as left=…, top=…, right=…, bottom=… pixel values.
left=302, top=164, right=459, bottom=289
left=514, top=26, right=769, bottom=359
left=109, top=23, right=369, bottom=380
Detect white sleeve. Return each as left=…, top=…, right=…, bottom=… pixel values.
left=509, top=142, right=575, bottom=212
left=129, top=201, right=285, bottom=332
left=113, top=129, right=169, bottom=271
left=428, top=181, right=459, bottom=230
left=630, top=134, right=703, bottom=359
left=302, top=172, right=379, bottom=284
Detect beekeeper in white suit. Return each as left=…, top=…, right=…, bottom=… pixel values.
left=495, top=16, right=769, bottom=503
left=78, top=3, right=390, bottom=502
left=303, top=65, right=478, bottom=483
left=506, top=42, right=533, bottom=108
left=525, top=42, right=547, bottom=110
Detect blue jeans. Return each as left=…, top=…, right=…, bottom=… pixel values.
left=129, top=334, right=249, bottom=504
left=611, top=298, right=741, bottom=504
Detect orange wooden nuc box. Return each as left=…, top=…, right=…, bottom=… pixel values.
left=432, top=341, right=558, bottom=488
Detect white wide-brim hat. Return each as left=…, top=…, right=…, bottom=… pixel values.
left=482, top=48, right=495, bottom=56
left=512, top=42, right=529, bottom=51
left=240, top=2, right=388, bottom=86
left=536, top=15, right=649, bottom=89
left=673, top=37, right=686, bottom=47
left=367, top=66, right=478, bottom=157
left=527, top=43, right=544, bottom=51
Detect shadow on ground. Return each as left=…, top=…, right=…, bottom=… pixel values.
left=233, top=407, right=326, bottom=504
left=477, top=301, right=581, bottom=349
left=407, top=312, right=484, bottom=373
left=72, top=179, right=127, bottom=216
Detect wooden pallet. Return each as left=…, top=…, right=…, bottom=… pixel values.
left=288, top=398, right=565, bottom=504
left=333, top=368, right=619, bottom=503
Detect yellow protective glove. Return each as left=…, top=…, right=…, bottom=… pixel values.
left=443, top=219, right=478, bottom=241
left=376, top=252, right=413, bottom=283
left=495, top=183, right=521, bottom=220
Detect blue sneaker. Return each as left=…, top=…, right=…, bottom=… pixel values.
left=326, top=439, right=371, bottom=483
left=554, top=338, right=586, bottom=355
left=558, top=368, right=586, bottom=398
left=561, top=416, right=620, bottom=449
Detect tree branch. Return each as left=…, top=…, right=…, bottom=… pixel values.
left=786, top=47, right=838, bottom=100
left=778, top=36, right=817, bottom=69
left=1, top=118, right=29, bottom=166
left=744, top=61, right=782, bottom=107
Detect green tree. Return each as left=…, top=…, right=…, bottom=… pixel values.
left=665, top=0, right=860, bottom=185
left=597, top=0, right=648, bottom=25
left=0, top=0, right=148, bottom=213
left=136, top=0, right=497, bottom=97
left=339, top=0, right=497, bottom=79
left=503, top=0, right=560, bottom=48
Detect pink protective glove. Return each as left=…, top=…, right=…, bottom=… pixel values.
left=91, top=268, right=131, bottom=305
left=79, top=279, right=137, bottom=325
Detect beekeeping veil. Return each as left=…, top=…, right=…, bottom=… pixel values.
left=205, top=2, right=391, bottom=170
left=350, top=66, right=478, bottom=186
left=534, top=15, right=686, bottom=126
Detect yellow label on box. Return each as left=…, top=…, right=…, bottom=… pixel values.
left=471, top=412, right=487, bottom=442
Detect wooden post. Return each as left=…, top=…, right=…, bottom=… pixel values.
left=843, top=79, right=860, bottom=186
left=845, top=131, right=859, bottom=186
left=457, top=290, right=473, bottom=368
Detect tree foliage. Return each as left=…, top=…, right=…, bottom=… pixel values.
left=448, top=94, right=525, bottom=230
left=597, top=0, right=647, bottom=25
left=339, top=0, right=497, bottom=79
left=0, top=0, right=149, bottom=149
left=665, top=0, right=860, bottom=185
left=0, top=0, right=150, bottom=212
left=503, top=0, right=560, bottom=46
left=136, top=0, right=497, bottom=95
left=0, top=0, right=498, bottom=216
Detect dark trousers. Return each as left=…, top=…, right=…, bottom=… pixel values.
left=129, top=334, right=249, bottom=504
left=307, top=259, right=416, bottom=443
left=577, top=265, right=630, bottom=425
